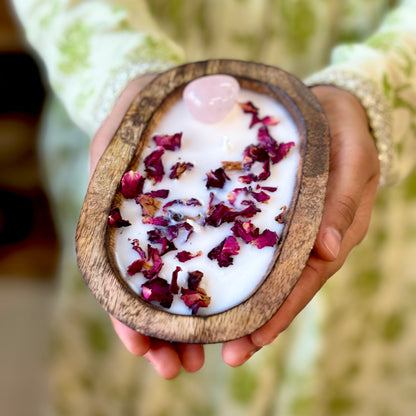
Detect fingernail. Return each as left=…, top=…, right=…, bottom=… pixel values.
left=323, top=227, right=341, bottom=259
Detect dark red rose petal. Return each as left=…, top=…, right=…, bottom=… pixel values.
left=187, top=270, right=204, bottom=290
left=170, top=266, right=181, bottom=295
left=275, top=205, right=288, bottom=224
left=143, top=246, right=163, bottom=280
left=206, top=167, right=230, bottom=189
left=251, top=189, right=270, bottom=203
left=231, top=220, right=259, bottom=243
left=205, top=202, right=235, bottom=227
left=256, top=160, right=271, bottom=182
left=239, top=101, right=278, bottom=128
left=242, top=144, right=269, bottom=169
left=205, top=201, right=260, bottom=227
left=252, top=229, right=278, bottom=249
left=238, top=173, right=255, bottom=184
left=142, top=216, right=169, bottom=227
left=259, top=185, right=277, bottom=193
left=208, top=236, right=240, bottom=267
left=238, top=101, right=258, bottom=114
left=258, top=126, right=294, bottom=164
left=176, top=250, right=202, bottom=263
left=108, top=207, right=131, bottom=228
left=142, top=277, right=174, bottom=308
left=274, top=141, right=295, bottom=164
left=144, top=147, right=165, bottom=183
left=121, top=171, right=145, bottom=199
left=146, top=189, right=170, bottom=199
left=127, top=259, right=145, bottom=276
left=260, top=115, right=279, bottom=126
left=131, top=239, right=146, bottom=258
left=153, top=132, right=182, bottom=150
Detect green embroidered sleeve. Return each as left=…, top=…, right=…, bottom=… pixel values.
left=306, top=0, right=416, bottom=186
left=11, top=0, right=185, bottom=135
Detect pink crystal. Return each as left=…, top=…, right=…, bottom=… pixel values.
left=183, top=75, right=240, bottom=124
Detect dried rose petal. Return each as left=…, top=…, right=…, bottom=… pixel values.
left=251, top=189, right=270, bottom=203
left=227, top=187, right=245, bottom=205
left=205, top=202, right=235, bottom=227
left=258, top=126, right=294, bottom=164
left=252, top=229, right=278, bottom=249
left=143, top=246, right=163, bottom=279
left=144, top=147, right=165, bottom=183
left=108, top=207, right=131, bottom=228
left=239, top=101, right=278, bottom=128
left=121, top=171, right=145, bottom=199
left=142, top=277, right=174, bottom=308
left=238, top=173, right=255, bottom=184
left=206, top=167, right=230, bottom=189
left=259, top=185, right=277, bottom=193
left=180, top=287, right=210, bottom=315
left=170, top=266, right=181, bottom=295
left=238, top=101, right=259, bottom=114
left=127, top=259, right=145, bottom=276
left=222, top=161, right=243, bottom=171
left=131, top=239, right=146, bottom=258
left=146, top=189, right=170, bottom=199
left=136, top=194, right=161, bottom=218
left=208, top=236, right=240, bottom=267
left=205, top=201, right=260, bottom=227
left=176, top=250, right=202, bottom=263
left=242, top=144, right=269, bottom=169
left=274, top=141, right=295, bottom=164
left=231, top=220, right=259, bottom=243
left=185, top=198, right=202, bottom=207
left=150, top=234, right=176, bottom=255
left=147, top=227, right=177, bottom=255
left=237, top=201, right=261, bottom=219
left=142, top=216, right=169, bottom=227
left=238, top=101, right=261, bottom=128
left=153, top=132, right=182, bottom=150
left=228, top=186, right=271, bottom=205
left=163, top=198, right=202, bottom=212
left=187, top=270, right=204, bottom=290
left=275, top=205, right=287, bottom=224
left=169, top=162, right=194, bottom=179
left=256, top=160, right=271, bottom=182
left=261, top=115, right=279, bottom=126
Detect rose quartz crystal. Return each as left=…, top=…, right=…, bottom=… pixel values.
left=183, top=75, right=240, bottom=124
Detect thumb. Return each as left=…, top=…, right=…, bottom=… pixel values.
left=311, top=85, right=379, bottom=262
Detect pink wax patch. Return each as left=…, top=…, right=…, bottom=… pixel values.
left=183, top=75, right=240, bottom=124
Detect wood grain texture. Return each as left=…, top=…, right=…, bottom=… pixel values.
left=76, top=60, right=329, bottom=343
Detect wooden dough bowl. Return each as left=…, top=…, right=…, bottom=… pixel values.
left=76, top=60, right=329, bottom=344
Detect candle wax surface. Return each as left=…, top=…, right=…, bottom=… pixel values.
left=114, top=88, right=300, bottom=316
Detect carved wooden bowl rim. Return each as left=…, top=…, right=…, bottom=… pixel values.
left=76, top=60, right=330, bottom=344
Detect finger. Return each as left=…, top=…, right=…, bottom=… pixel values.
left=222, top=336, right=261, bottom=367
left=251, top=176, right=378, bottom=349
left=144, top=339, right=182, bottom=379
left=250, top=254, right=329, bottom=347
left=176, top=343, right=205, bottom=373
left=110, top=316, right=151, bottom=356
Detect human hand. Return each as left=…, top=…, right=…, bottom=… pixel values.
left=91, top=80, right=380, bottom=378
left=221, top=85, right=380, bottom=366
